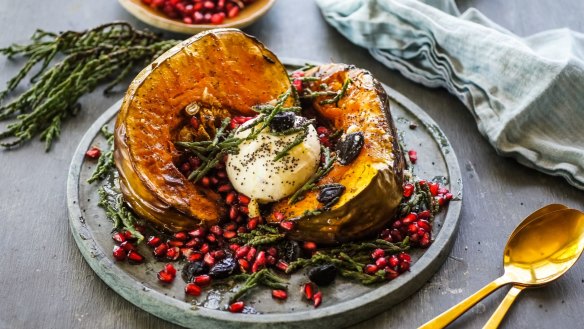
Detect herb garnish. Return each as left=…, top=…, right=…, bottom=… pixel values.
left=87, top=126, right=115, bottom=183
left=231, top=225, right=285, bottom=246
left=229, top=269, right=288, bottom=302
left=0, top=22, right=179, bottom=150
left=97, top=186, right=144, bottom=244
left=319, top=78, right=352, bottom=106
left=288, top=147, right=337, bottom=204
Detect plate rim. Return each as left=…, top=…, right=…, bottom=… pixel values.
left=67, top=59, right=463, bottom=328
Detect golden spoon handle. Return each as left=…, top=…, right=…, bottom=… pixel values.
left=419, top=277, right=509, bottom=329
left=482, top=285, right=526, bottom=329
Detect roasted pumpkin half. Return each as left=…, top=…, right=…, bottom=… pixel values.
left=115, top=28, right=404, bottom=243
left=266, top=64, right=405, bottom=243
left=114, top=29, right=292, bottom=231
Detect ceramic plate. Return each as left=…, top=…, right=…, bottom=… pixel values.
left=118, top=0, right=275, bottom=34
left=67, top=60, right=463, bottom=329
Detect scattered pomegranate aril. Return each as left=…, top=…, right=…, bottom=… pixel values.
left=408, top=150, right=418, bottom=164
left=385, top=268, right=399, bottom=280
left=303, top=241, right=317, bottom=253
left=398, top=252, right=411, bottom=263
left=371, top=248, right=385, bottom=259
left=226, top=191, right=237, bottom=205
left=239, top=205, right=249, bottom=214
left=238, top=194, right=250, bottom=205
left=127, top=250, right=144, bottom=264
left=206, top=234, right=217, bottom=243
left=292, top=79, right=303, bottom=92
left=166, top=247, right=180, bottom=260
left=85, top=147, right=101, bottom=159
left=211, top=250, right=226, bottom=260
left=313, top=291, right=322, bottom=308
left=153, top=243, right=169, bottom=257
left=303, top=282, right=316, bottom=300
left=185, top=238, right=199, bottom=248
left=223, top=230, right=237, bottom=239
left=252, top=251, right=266, bottom=272
left=272, top=289, right=288, bottom=300
left=209, top=225, right=223, bottom=236
left=147, top=236, right=161, bottom=247
left=429, top=182, right=439, bottom=196
left=194, top=274, right=212, bottom=287
left=200, top=176, right=211, bottom=187
left=112, top=245, right=126, bottom=261
left=185, top=283, right=202, bottom=296
left=399, top=261, right=411, bottom=272
left=157, top=269, right=175, bottom=283
left=229, top=301, right=245, bottom=313
left=217, top=184, right=232, bottom=193
left=445, top=192, right=454, bottom=201
left=235, top=245, right=250, bottom=259
left=274, top=212, right=285, bottom=221
left=276, top=260, right=289, bottom=272
left=173, top=231, right=188, bottom=241
left=120, top=241, right=135, bottom=251
left=112, top=231, right=126, bottom=243
left=187, top=252, right=203, bottom=262
left=238, top=258, right=250, bottom=272
left=229, top=206, right=239, bottom=220
left=403, top=183, right=414, bottom=198
left=247, top=217, right=259, bottom=230
left=316, top=126, right=329, bottom=136
left=418, top=210, right=431, bottom=219
left=168, top=239, right=185, bottom=247
left=188, top=228, right=206, bottom=238
left=279, top=221, right=295, bottom=231
left=204, top=253, right=216, bottom=267
left=246, top=247, right=257, bottom=262
left=388, top=255, right=399, bottom=268
left=364, top=264, right=378, bottom=274
left=375, top=257, right=388, bottom=268
left=267, top=247, right=278, bottom=257
left=227, top=5, right=239, bottom=18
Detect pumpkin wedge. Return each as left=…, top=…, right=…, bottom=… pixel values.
left=114, top=29, right=292, bottom=231
left=267, top=64, right=405, bottom=244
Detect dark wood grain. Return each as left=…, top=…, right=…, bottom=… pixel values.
left=1, top=1, right=583, bottom=329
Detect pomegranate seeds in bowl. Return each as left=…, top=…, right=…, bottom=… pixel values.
left=141, top=0, right=256, bottom=25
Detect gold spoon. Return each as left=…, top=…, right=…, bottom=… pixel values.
left=481, top=204, right=567, bottom=329
left=419, top=205, right=584, bottom=329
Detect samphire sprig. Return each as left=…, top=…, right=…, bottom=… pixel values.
left=229, top=268, right=288, bottom=303
left=87, top=126, right=115, bottom=184
left=286, top=239, right=409, bottom=285
left=288, top=146, right=337, bottom=204
left=231, top=225, right=285, bottom=246
left=0, top=22, right=179, bottom=150
left=97, top=185, right=144, bottom=244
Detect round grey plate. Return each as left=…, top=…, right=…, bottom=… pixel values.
left=67, top=60, right=462, bottom=329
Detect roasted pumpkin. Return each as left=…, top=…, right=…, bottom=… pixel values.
left=115, top=29, right=404, bottom=243
left=114, top=29, right=292, bottom=231
left=266, top=64, right=405, bottom=243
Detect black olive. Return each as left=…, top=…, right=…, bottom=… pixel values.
left=279, top=240, right=301, bottom=263
left=317, top=183, right=345, bottom=207
left=336, top=132, right=364, bottom=165
left=270, top=112, right=296, bottom=132
left=308, top=264, right=338, bottom=286
left=181, top=261, right=205, bottom=283
left=208, top=256, right=238, bottom=279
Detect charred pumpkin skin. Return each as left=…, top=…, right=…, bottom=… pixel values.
left=114, top=29, right=292, bottom=231
left=267, top=64, right=405, bottom=244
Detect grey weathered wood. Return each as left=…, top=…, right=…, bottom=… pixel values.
left=1, top=1, right=583, bottom=329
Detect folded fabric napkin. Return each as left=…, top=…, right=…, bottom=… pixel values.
left=316, top=0, right=584, bottom=190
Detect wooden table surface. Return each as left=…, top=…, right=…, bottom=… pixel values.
left=1, top=1, right=583, bottom=328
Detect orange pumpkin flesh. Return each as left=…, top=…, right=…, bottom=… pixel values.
left=114, top=29, right=292, bottom=231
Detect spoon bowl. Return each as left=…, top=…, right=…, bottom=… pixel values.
left=420, top=205, right=584, bottom=329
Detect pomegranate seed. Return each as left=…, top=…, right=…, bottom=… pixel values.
left=181, top=248, right=193, bottom=258
left=405, top=213, right=417, bottom=223
left=267, top=255, right=276, bottom=265
left=209, top=225, right=222, bottom=236
left=127, top=250, right=144, bottom=264
left=210, top=176, right=219, bottom=185
left=237, top=225, right=247, bottom=232
left=217, top=184, right=232, bottom=193
left=445, top=192, right=454, bottom=200
left=319, top=136, right=331, bottom=147
left=189, top=228, right=206, bottom=238
left=274, top=212, right=285, bottom=221
left=206, top=234, right=217, bottom=243
left=436, top=196, right=446, bottom=206
left=376, top=257, right=388, bottom=268
left=187, top=252, right=203, bottom=262
left=267, top=247, right=278, bottom=257
left=408, top=150, right=418, bottom=164
left=166, top=247, right=180, bottom=260
left=408, top=223, right=419, bottom=234
left=279, top=221, right=295, bottom=231
left=147, top=236, right=161, bottom=247
left=239, top=206, right=249, bottom=214
left=200, top=177, right=211, bottom=187
left=252, top=251, right=266, bottom=273
left=364, top=264, right=378, bottom=274
left=420, top=233, right=431, bottom=247
left=417, top=219, right=431, bottom=231
left=247, top=217, right=259, bottom=230
left=226, top=192, right=237, bottom=205
left=229, top=244, right=240, bottom=252
left=229, top=301, right=245, bottom=313
left=303, top=241, right=317, bottom=253
left=429, top=182, right=439, bottom=196
left=238, top=194, right=250, bottom=205
left=238, top=258, right=250, bottom=272
left=316, top=126, right=329, bottom=136
left=403, top=183, right=414, bottom=198
left=217, top=170, right=227, bottom=179
left=112, top=231, right=126, bottom=243
left=204, top=253, right=215, bottom=267
left=211, top=250, right=226, bottom=260
left=211, top=13, right=225, bottom=24
left=188, top=156, right=201, bottom=168
left=194, top=274, right=211, bottom=287
left=418, top=210, right=431, bottom=219
left=385, top=268, right=399, bottom=280
left=272, top=289, right=288, bottom=300
left=246, top=247, right=257, bottom=262
left=313, top=291, right=322, bottom=308
left=173, top=232, right=188, bottom=241
left=303, top=282, right=316, bottom=300
left=292, top=79, right=303, bottom=92
left=291, top=71, right=305, bottom=78
left=390, top=229, right=403, bottom=242
left=112, top=245, right=126, bottom=261
left=123, top=230, right=135, bottom=241
left=371, top=248, right=385, bottom=259
left=185, top=283, right=202, bottom=296
left=153, top=243, right=168, bottom=257
left=85, top=147, right=101, bottom=159
left=276, top=260, right=289, bottom=272
left=168, top=239, right=184, bottom=247
left=235, top=245, right=250, bottom=259
left=185, top=238, right=199, bottom=248
left=120, top=241, right=135, bottom=251
left=388, top=255, right=400, bottom=267
left=157, top=270, right=175, bottom=283
left=224, top=222, right=238, bottom=232
left=418, top=179, right=427, bottom=186
left=229, top=206, right=239, bottom=220
left=223, top=230, right=237, bottom=239
left=398, top=252, right=411, bottom=263
left=399, top=261, right=411, bottom=272
left=164, top=263, right=177, bottom=276
left=190, top=116, right=200, bottom=129
left=227, top=5, right=239, bottom=18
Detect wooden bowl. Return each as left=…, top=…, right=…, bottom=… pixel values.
left=118, top=0, right=275, bottom=34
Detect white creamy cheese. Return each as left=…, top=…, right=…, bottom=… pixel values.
left=226, top=117, right=321, bottom=203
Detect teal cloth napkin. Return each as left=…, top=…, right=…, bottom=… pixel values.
left=316, top=0, right=584, bottom=190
